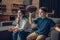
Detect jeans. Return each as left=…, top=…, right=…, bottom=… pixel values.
left=13, top=30, right=30, bottom=40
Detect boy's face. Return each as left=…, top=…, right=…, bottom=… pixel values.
left=39, top=9, right=46, bottom=17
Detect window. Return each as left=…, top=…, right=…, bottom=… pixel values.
left=0, top=0, right=2, bottom=3
left=39, top=0, right=60, bottom=18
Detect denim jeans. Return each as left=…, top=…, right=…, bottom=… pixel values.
left=13, top=30, right=30, bottom=40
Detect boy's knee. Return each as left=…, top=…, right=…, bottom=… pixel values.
left=27, top=32, right=37, bottom=40
left=27, top=35, right=31, bottom=40
left=36, top=35, right=45, bottom=40
left=36, top=38, right=43, bottom=40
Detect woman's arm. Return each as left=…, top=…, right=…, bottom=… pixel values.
left=28, top=13, right=37, bottom=29
left=13, top=10, right=20, bottom=27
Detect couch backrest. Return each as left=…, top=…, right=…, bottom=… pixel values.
left=50, top=18, right=60, bottom=24
left=0, top=21, right=14, bottom=27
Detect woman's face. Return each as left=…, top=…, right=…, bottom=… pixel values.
left=17, top=12, right=23, bottom=19
left=19, top=13, right=24, bottom=18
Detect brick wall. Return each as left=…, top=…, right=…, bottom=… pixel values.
left=2, top=0, right=23, bottom=15
left=2, top=0, right=39, bottom=15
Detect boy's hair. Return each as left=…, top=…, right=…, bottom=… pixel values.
left=40, top=7, right=47, bottom=12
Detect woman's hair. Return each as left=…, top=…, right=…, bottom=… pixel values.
left=20, top=9, right=28, bottom=18
left=26, top=5, right=37, bottom=13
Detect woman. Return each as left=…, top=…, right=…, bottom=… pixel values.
left=8, top=9, right=32, bottom=40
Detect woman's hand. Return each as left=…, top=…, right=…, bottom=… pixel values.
left=13, top=27, right=20, bottom=33
left=8, top=27, right=13, bottom=32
